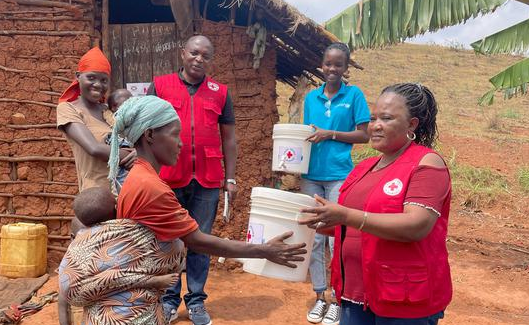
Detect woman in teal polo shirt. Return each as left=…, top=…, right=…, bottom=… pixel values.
left=303, top=42, right=370, bottom=325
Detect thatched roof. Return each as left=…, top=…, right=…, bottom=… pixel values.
left=229, top=0, right=363, bottom=87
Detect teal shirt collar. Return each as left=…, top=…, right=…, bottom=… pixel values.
left=317, top=82, right=347, bottom=102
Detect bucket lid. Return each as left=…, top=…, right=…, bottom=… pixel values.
left=251, top=187, right=316, bottom=207
left=273, top=124, right=314, bottom=133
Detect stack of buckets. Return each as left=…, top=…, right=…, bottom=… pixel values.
left=241, top=124, right=317, bottom=282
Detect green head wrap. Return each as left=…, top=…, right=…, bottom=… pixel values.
left=107, top=95, right=179, bottom=182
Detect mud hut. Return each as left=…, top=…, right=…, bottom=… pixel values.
left=0, top=0, right=358, bottom=253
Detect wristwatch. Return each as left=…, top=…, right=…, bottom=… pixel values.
left=226, top=178, right=237, bottom=185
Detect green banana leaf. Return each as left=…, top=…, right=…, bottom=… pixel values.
left=325, top=0, right=507, bottom=50
left=471, top=19, right=529, bottom=54
left=479, top=57, right=529, bottom=105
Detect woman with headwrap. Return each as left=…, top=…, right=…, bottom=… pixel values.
left=98, top=95, right=306, bottom=324
left=56, top=47, right=136, bottom=191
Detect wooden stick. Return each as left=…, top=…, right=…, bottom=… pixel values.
left=0, top=137, right=66, bottom=143
left=51, top=55, right=81, bottom=59
left=48, top=245, right=67, bottom=252
left=0, top=193, right=75, bottom=199
left=3, top=16, right=91, bottom=22
left=0, top=98, right=56, bottom=108
left=509, top=246, right=529, bottom=255
left=0, top=10, right=70, bottom=15
left=102, top=0, right=110, bottom=57
left=52, top=76, right=72, bottom=82
left=0, top=214, right=74, bottom=221
left=13, top=0, right=80, bottom=10
left=0, top=30, right=90, bottom=36
left=0, top=181, right=77, bottom=186
left=6, top=123, right=56, bottom=129
left=0, top=156, right=74, bottom=162
left=48, top=235, right=71, bottom=240
left=39, top=90, right=61, bottom=96
left=0, top=65, right=29, bottom=73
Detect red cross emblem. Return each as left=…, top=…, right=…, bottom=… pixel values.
left=388, top=182, right=399, bottom=191
left=246, top=228, right=253, bottom=242
left=383, top=178, right=403, bottom=196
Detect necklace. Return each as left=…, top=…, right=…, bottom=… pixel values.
left=372, top=141, right=412, bottom=171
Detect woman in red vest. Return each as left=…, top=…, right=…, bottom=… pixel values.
left=300, top=83, right=452, bottom=325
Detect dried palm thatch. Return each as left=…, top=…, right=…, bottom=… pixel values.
left=220, top=0, right=363, bottom=86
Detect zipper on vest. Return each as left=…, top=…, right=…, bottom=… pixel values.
left=191, top=95, right=196, bottom=177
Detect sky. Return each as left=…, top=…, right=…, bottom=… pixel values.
left=284, top=0, right=529, bottom=48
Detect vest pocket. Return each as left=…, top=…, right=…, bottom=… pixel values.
left=376, top=263, right=430, bottom=303
left=203, top=146, right=224, bottom=182
left=203, top=105, right=221, bottom=129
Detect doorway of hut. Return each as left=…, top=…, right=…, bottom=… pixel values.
left=105, top=0, right=252, bottom=94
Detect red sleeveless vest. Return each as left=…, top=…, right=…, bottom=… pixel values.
left=154, top=73, right=228, bottom=188
left=332, top=143, right=452, bottom=318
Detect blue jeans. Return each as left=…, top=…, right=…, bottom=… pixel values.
left=340, top=300, right=444, bottom=325
left=300, top=178, right=343, bottom=293
left=162, top=179, right=220, bottom=309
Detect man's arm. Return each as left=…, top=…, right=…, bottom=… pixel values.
left=219, top=91, right=237, bottom=202
left=220, top=123, right=237, bottom=202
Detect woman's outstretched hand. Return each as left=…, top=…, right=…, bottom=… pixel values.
left=298, top=194, right=348, bottom=229
left=263, top=231, right=307, bottom=268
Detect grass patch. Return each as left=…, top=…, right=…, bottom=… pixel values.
left=448, top=154, right=509, bottom=208
left=501, top=108, right=521, bottom=120
left=351, top=145, right=379, bottom=164
left=517, top=166, right=529, bottom=193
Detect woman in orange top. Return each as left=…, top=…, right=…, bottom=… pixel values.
left=97, top=95, right=307, bottom=324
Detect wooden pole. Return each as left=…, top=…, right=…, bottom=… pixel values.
left=102, top=0, right=110, bottom=57
left=0, top=156, right=75, bottom=162
left=6, top=124, right=57, bottom=129
left=0, top=99, right=56, bottom=108
left=0, top=214, right=74, bottom=221
left=0, top=30, right=90, bottom=36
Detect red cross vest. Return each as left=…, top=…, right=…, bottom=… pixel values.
left=331, top=142, right=452, bottom=318
left=154, top=73, right=228, bottom=188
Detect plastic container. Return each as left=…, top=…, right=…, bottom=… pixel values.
left=0, top=222, right=48, bottom=278
left=272, top=124, right=314, bottom=174
left=243, top=187, right=316, bottom=282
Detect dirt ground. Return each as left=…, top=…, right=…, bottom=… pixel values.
left=20, top=43, right=529, bottom=324
left=21, top=134, right=529, bottom=325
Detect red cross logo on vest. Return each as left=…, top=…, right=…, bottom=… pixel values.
left=208, top=81, right=219, bottom=92
left=383, top=178, right=403, bottom=196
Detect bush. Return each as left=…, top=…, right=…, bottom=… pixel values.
left=517, top=166, right=529, bottom=193
left=449, top=158, right=509, bottom=209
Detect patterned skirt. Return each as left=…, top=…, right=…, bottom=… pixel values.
left=59, top=219, right=185, bottom=325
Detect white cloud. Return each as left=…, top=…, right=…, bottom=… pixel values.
left=284, top=0, right=529, bottom=48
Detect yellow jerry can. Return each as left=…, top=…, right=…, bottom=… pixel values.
left=0, top=222, right=48, bottom=278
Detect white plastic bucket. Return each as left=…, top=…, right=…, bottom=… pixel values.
left=272, top=124, right=314, bottom=174
left=243, top=187, right=316, bottom=282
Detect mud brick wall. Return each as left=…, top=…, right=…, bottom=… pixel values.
left=0, top=0, right=97, bottom=251
left=200, top=20, right=279, bottom=242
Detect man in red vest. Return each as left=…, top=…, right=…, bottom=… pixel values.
left=147, top=35, right=237, bottom=325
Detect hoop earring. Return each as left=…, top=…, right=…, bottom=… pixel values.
left=407, top=131, right=416, bottom=141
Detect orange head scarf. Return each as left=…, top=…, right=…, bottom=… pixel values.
left=58, top=47, right=111, bottom=103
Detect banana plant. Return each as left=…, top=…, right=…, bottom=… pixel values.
left=325, top=0, right=529, bottom=105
